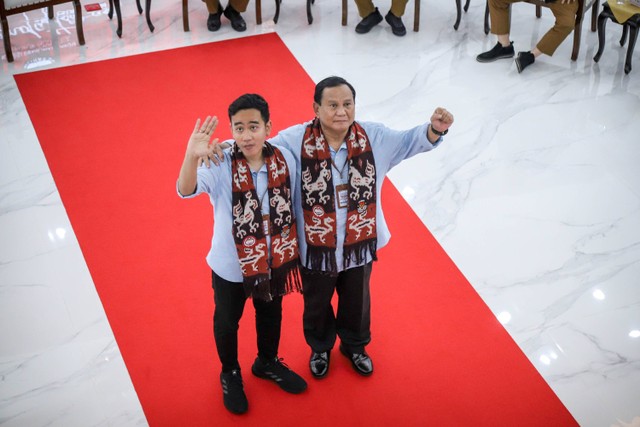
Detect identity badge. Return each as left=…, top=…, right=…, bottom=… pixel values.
left=336, top=184, right=349, bottom=209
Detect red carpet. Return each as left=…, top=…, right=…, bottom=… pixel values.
left=15, top=33, right=577, bottom=426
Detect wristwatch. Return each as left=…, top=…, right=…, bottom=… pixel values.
left=430, top=124, right=448, bottom=136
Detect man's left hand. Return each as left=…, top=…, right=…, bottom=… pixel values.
left=430, top=107, right=454, bottom=132
left=427, top=107, right=454, bottom=143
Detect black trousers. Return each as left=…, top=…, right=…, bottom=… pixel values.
left=301, top=263, right=372, bottom=354
left=212, top=271, right=282, bottom=372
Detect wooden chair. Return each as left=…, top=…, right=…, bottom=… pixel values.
left=341, top=0, right=421, bottom=32
left=483, top=0, right=599, bottom=60
left=1, top=0, right=84, bottom=62
left=182, top=0, right=263, bottom=31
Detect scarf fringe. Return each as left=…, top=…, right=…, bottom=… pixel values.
left=245, top=261, right=303, bottom=302
left=344, top=239, right=378, bottom=269
left=270, top=259, right=303, bottom=297
left=306, top=247, right=338, bottom=274
left=243, top=274, right=271, bottom=301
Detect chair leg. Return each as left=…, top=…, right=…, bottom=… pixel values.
left=571, top=25, right=582, bottom=60
left=307, top=0, right=313, bottom=24
left=593, top=12, right=608, bottom=62
left=464, top=0, right=470, bottom=12
left=48, top=5, right=54, bottom=19
left=136, top=0, right=143, bottom=14
left=413, top=0, right=419, bottom=31
left=108, top=0, right=114, bottom=19
left=114, top=0, right=123, bottom=37
left=454, top=0, right=461, bottom=30
left=73, top=0, right=85, bottom=45
left=571, top=1, right=584, bottom=61
left=182, top=0, right=189, bottom=31
left=342, top=0, right=347, bottom=26
left=256, top=0, right=262, bottom=25
left=484, top=0, right=490, bottom=35
left=621, top=24, right=628, bottom=46
left=536, top=4, right=541, bottom=18
left=145, top=0, right=154, bottom=31
left=624, top=25, right=638, bottom=74
left=273, top=0, right=280, bottom=23
left=591, top=0, right=598, bottom=32
left=1, top=16, right=13, bottom=62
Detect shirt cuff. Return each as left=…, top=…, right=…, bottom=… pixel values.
left=176, top=180, right=198, bottom=198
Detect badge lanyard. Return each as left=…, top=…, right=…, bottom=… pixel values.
left=258, top=186, right=270, bottom=236
left=331, top=155, right=349, bottom=209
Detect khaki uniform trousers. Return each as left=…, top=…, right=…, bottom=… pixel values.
left=488, top=0, right=579, bottom=56
left=202, top=0, right=249, bottom=14
left=354, top=0, right=409, bottom=18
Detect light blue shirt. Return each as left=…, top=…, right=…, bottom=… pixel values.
left=177, top=146, right=298, bottom=283
left=269, top=120, right=441, bottom=272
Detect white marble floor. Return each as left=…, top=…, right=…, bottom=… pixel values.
left=1, top=0, right=639, bottom=426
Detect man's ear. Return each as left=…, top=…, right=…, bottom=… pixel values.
left=265, top=120, right=272, bottom=136
left=313, top=102, right=320, bottom=116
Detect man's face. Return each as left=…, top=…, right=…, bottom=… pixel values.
left=313, top=84, right=355, bottom=136
left=231, top=108, right=271, bottom=160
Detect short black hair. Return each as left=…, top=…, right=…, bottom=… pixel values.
left=228, top=93, right=270, bottom=123
left=314, top=76, right=356, bottom=105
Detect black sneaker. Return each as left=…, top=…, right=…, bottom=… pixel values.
left=223, top=5, right=246, bottom=32
left=476, top=41, right=515, bottom=63
left=515, top=51, right=535, bottom=73
left=384, top=11, right=406, bottom=36
left=207, top=9, right=222, bottom=31
left=355, top=8, right=383, bottom=34
left=220, top=369, right=248, bottom=415
left=251, top=357, right=308, bottom=394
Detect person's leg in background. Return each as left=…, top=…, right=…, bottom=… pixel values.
left=353, top=0, right=383, bottom=34
left=477, top=0, right=519, bottom=62
left=386, top=0, right=409, bottom=36
left=516, top=0, right=579, bottom=72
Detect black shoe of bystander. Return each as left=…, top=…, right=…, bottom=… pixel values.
left=223, top=5, right=247, bottom=32
left=476, top=41, right=515, bottom=63
left=384, top=11, right=406, bottom=36
left=355, top=8, right=383, bottom=34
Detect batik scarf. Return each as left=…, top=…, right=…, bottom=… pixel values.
left=231, top=142, right=301, bottom=300
left=301, top=118, right=377, bottom=273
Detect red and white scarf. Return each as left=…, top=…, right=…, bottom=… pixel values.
left=231, top=142, right=301, bottom=300
left=301, top=118, right=377, bottom=273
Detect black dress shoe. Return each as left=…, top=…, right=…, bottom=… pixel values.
left=384, top=11, right=406, bottom=36
left=515, top=51, right=535, bottom=73
left=476, top=41, right=515, bottom=63
left=309, top=351, right=330, bottom=378
left=355, top=8, right=383, bottom=34
left=339, top=344, right=373, bottom=376
left=207, top=9, right=222, bottom=31
left=223, top=5, right=247, bottom=32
